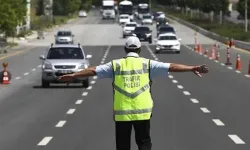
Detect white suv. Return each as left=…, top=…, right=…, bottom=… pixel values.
left=39, top=43, right=92, bottom=88
left=122, top=22, right=138, bottom=38
left=154, top=33, right=181, bottom=54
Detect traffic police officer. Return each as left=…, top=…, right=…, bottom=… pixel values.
left=58, top=36, right=209, bottom=150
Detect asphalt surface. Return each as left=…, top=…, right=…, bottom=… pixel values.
left=0, top=9, right=250, bottom=150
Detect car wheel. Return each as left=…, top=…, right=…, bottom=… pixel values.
left=42, top=79, right=50, bottom=88
left=155, top=50, right=160, bottom=54
left=82, top=78, right=89, bottom=88
left=176, top=51, right=180, bottom=54
left=123, top=34, right=126, bottom=38
left=149, top=39, right=152, bottom=44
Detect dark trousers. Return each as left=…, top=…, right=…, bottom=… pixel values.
left=115, top=120, right=152, bottom=150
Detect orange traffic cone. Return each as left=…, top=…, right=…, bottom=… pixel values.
left=2, top=62, right=10, bottom=84
left=216, top=52, right=220, bottom=61
left=209, top=47, right=215, bottom=59
left=194, top=45, right=198, bottom=51
left=235, top=54, right=242, bottom=71
left=225, top=46, right=232, bottom=65
left=198, top=44, right=202, bottom=54
left=214, top=42, right=220, bottom=48
left=204, top=48, right=208, bottom=56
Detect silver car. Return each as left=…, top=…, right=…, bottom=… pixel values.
left=55, top=30, right=74, bottom=44
left=39, top=43, right=92, bottom=88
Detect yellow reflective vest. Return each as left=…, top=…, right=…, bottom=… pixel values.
left=112, top=57, right=153, bottom=121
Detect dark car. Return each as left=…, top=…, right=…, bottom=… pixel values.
left=157, top=25, right=176, bottom=37
left=132, top=26, right=152, bottom=43
left=156, top=18, right=168, bottom=29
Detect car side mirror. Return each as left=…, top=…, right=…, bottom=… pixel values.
left=178, top=38, right=182, bottom=41
left=39, top=55, right=45, bottom=60
left=132, top=33, right=136, bottom=37
left=86, top=54, right=92, bottom=59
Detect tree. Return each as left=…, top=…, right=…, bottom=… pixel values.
left=237, top=0, right=250, bottom=19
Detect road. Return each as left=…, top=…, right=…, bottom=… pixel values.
left=0, top=8, right=249, bottom=150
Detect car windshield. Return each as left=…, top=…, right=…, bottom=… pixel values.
left=57, top=31, right=72, bottom=36
left=143, top=15, right=151, bottom=19
left=120, top=16, right=128, bottom=19
left=160, top=27, right=175, bottom=33
left=134, top=27, right=150, bottom=32
left=47, top=47, right=84, bottom=59
left=159, top=36, right=177, bottom=40
left=126, top=24, right=136, bottom=27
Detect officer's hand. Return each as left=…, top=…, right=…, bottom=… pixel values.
left=192, top=64, right=209, bottom=77
left=57, top=74, right=75, bottom=82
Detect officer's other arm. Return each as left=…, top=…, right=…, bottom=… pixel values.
left=72, top=66, right=97, bottom=78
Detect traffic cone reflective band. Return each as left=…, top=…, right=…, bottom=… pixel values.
left=209, top=47, right=215, bottom=59
left=198, top=43, right=202, bottom=54
left=235, top=54, right=242, bottom=71
left=216, top=52, right=220, bottom=61
left=204, top=48, right=208, bottom=56
left=2, top=62, right=10, bottom=84
left=214, top=42, right=219, bottom=48
left=225, top=47, right=232, bottom=65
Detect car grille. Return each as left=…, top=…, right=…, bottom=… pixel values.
left=54, top=65, right=76, bottom=69
left=162, top=45, right=173, bottom=48
left=55, top=72, right=74, bottom=76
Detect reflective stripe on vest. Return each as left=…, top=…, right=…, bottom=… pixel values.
left=112, top=57, right=153, bottom=121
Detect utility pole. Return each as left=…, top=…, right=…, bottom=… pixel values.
left=26, top=0, right=31, bottom=30
left=149, top=0, right=151, bottom=13
left=245, top=0, right=248, bottom=32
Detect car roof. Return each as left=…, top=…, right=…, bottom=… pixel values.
left=120, top=14, right=129, bottom=17
left=159, top=33, right=177, bottom=37
left=125, top=22, right=136, bottom=24
left=159, top=25, right=173, bottom=29
left=50, top=44, right=82, bottom=48
left=57, top=30, right=72, bottom=33
left=135, top=26, right=150, bottom=29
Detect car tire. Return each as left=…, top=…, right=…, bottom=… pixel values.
left=42, top=79, right=50, bottom=88
left=155, top=50, right=160, bottom=54
left=176, top=51, right=180, bottom=54
left=123, top=35, right=126, bottom=38
left=82, top=78, right=89, bottom=88
left=149, top=39, right=152, bottom=44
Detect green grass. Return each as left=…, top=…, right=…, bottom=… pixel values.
left=164, top=9, right=250, bottom=42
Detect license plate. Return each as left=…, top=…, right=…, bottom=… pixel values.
left=58, top=70, right=72, bottom=74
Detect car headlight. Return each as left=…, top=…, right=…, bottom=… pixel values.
left=174, top=44, right=180, bottom=46
left=156, top=44, right=162, bottom=47
left=78, top=64, right=88, bottom=69
left=43, top=62, right=52, bottom=69
left=146, top=33, right=151, bottom=37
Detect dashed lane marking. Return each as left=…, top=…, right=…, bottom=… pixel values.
left=37, top=65, right=42, bottom=68
left=87, top=86, right=92, bottom=90
left=75, top=100, right=83, bottom=104
left=66, top=109, right=76, bottom=114
left=82, top=92, right=88, bottom=96
left=172, top=80, right=178, bottom=83
left=227, top=66, right=233, bottom=70
left=177, top=85, right=184, bottom=89
left=235, top=70, right=241, bottom=73
left=190, top=98, right=199, bottom=103
left=220, top=63, right=225, bottom=66
left=228, top=135, right=245, bottom=144
left=55, top=120, right=66, bottom=127
left=212, top=119, right=225, bottom=126
left=245, top=74, right=250, bottom=77
left=168, top=75, right=173, bottom=79
left=24, top=72, right=29, bottom=76
left=37, top=136, right=53, bottom=146
left=15, top=77, right=21, bottom=80
left=183, top=91, right=190, bottom=95
left=32, top=68, right=36, bottom=71
left=200, top=107, right=210, bottom=113
left=93, top=76, right=98, bottom=79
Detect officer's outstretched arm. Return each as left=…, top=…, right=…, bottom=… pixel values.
left=169, top=63, right=209, bottom=77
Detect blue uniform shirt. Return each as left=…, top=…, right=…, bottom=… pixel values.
left=95, top=52, right=170, bottom=79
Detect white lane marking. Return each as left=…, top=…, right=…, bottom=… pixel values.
left=204, top=55, right=208, bottom=57
left=199, top=53, right=202, bottom=55
left=37, top=65, right=42, bottom=68
left=190, top=98, right=199, bottom=103
left=93, top=76, right=98, bottom=79
left=221, top=63, right=225, bottom=66
left=55, top=120, right=66, bottom=127
left=168, top=75, right=173, bottom=79
left=212, top=119, right=225, bottom=126
left=154, top=58, right=159, bottom=60
left=228, top=135, right=245, bottom=144
left=235, top=70, right=241, bottom=73
left=245, top=74, right=250, bottom=77
left=177, top=85, right=184, bottom=89
left=32, top=68, right=36, bottom=71
left=75, top=100, right=83, bottom=104
left=200, top=107, right=210, bottom=113
left=183, top=91, right=190, bottom=95
left=66, top=109, right=75, bottom=114
left=87, top=86, right=92, bottom=90
left=82, top=92, right=88, bottom=96
left=15, top=77, right=21, bottom=80
left=37, top=137, right=53, bottom=146
left=90, top=80, right=96, bottom=84
left=24, top=72, right=29, bottom=76
left=172, top=80, right=178, bottom=83
left=102, top=58, right=105, bottom=61
left=214, top=60, right=219, bottom=63
left=100, top=61, right=105, bottom=64
left=227, top=66, right=233, bottom=70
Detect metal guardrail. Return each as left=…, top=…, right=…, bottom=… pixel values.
left=166, top=14, right=250, bottom=51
